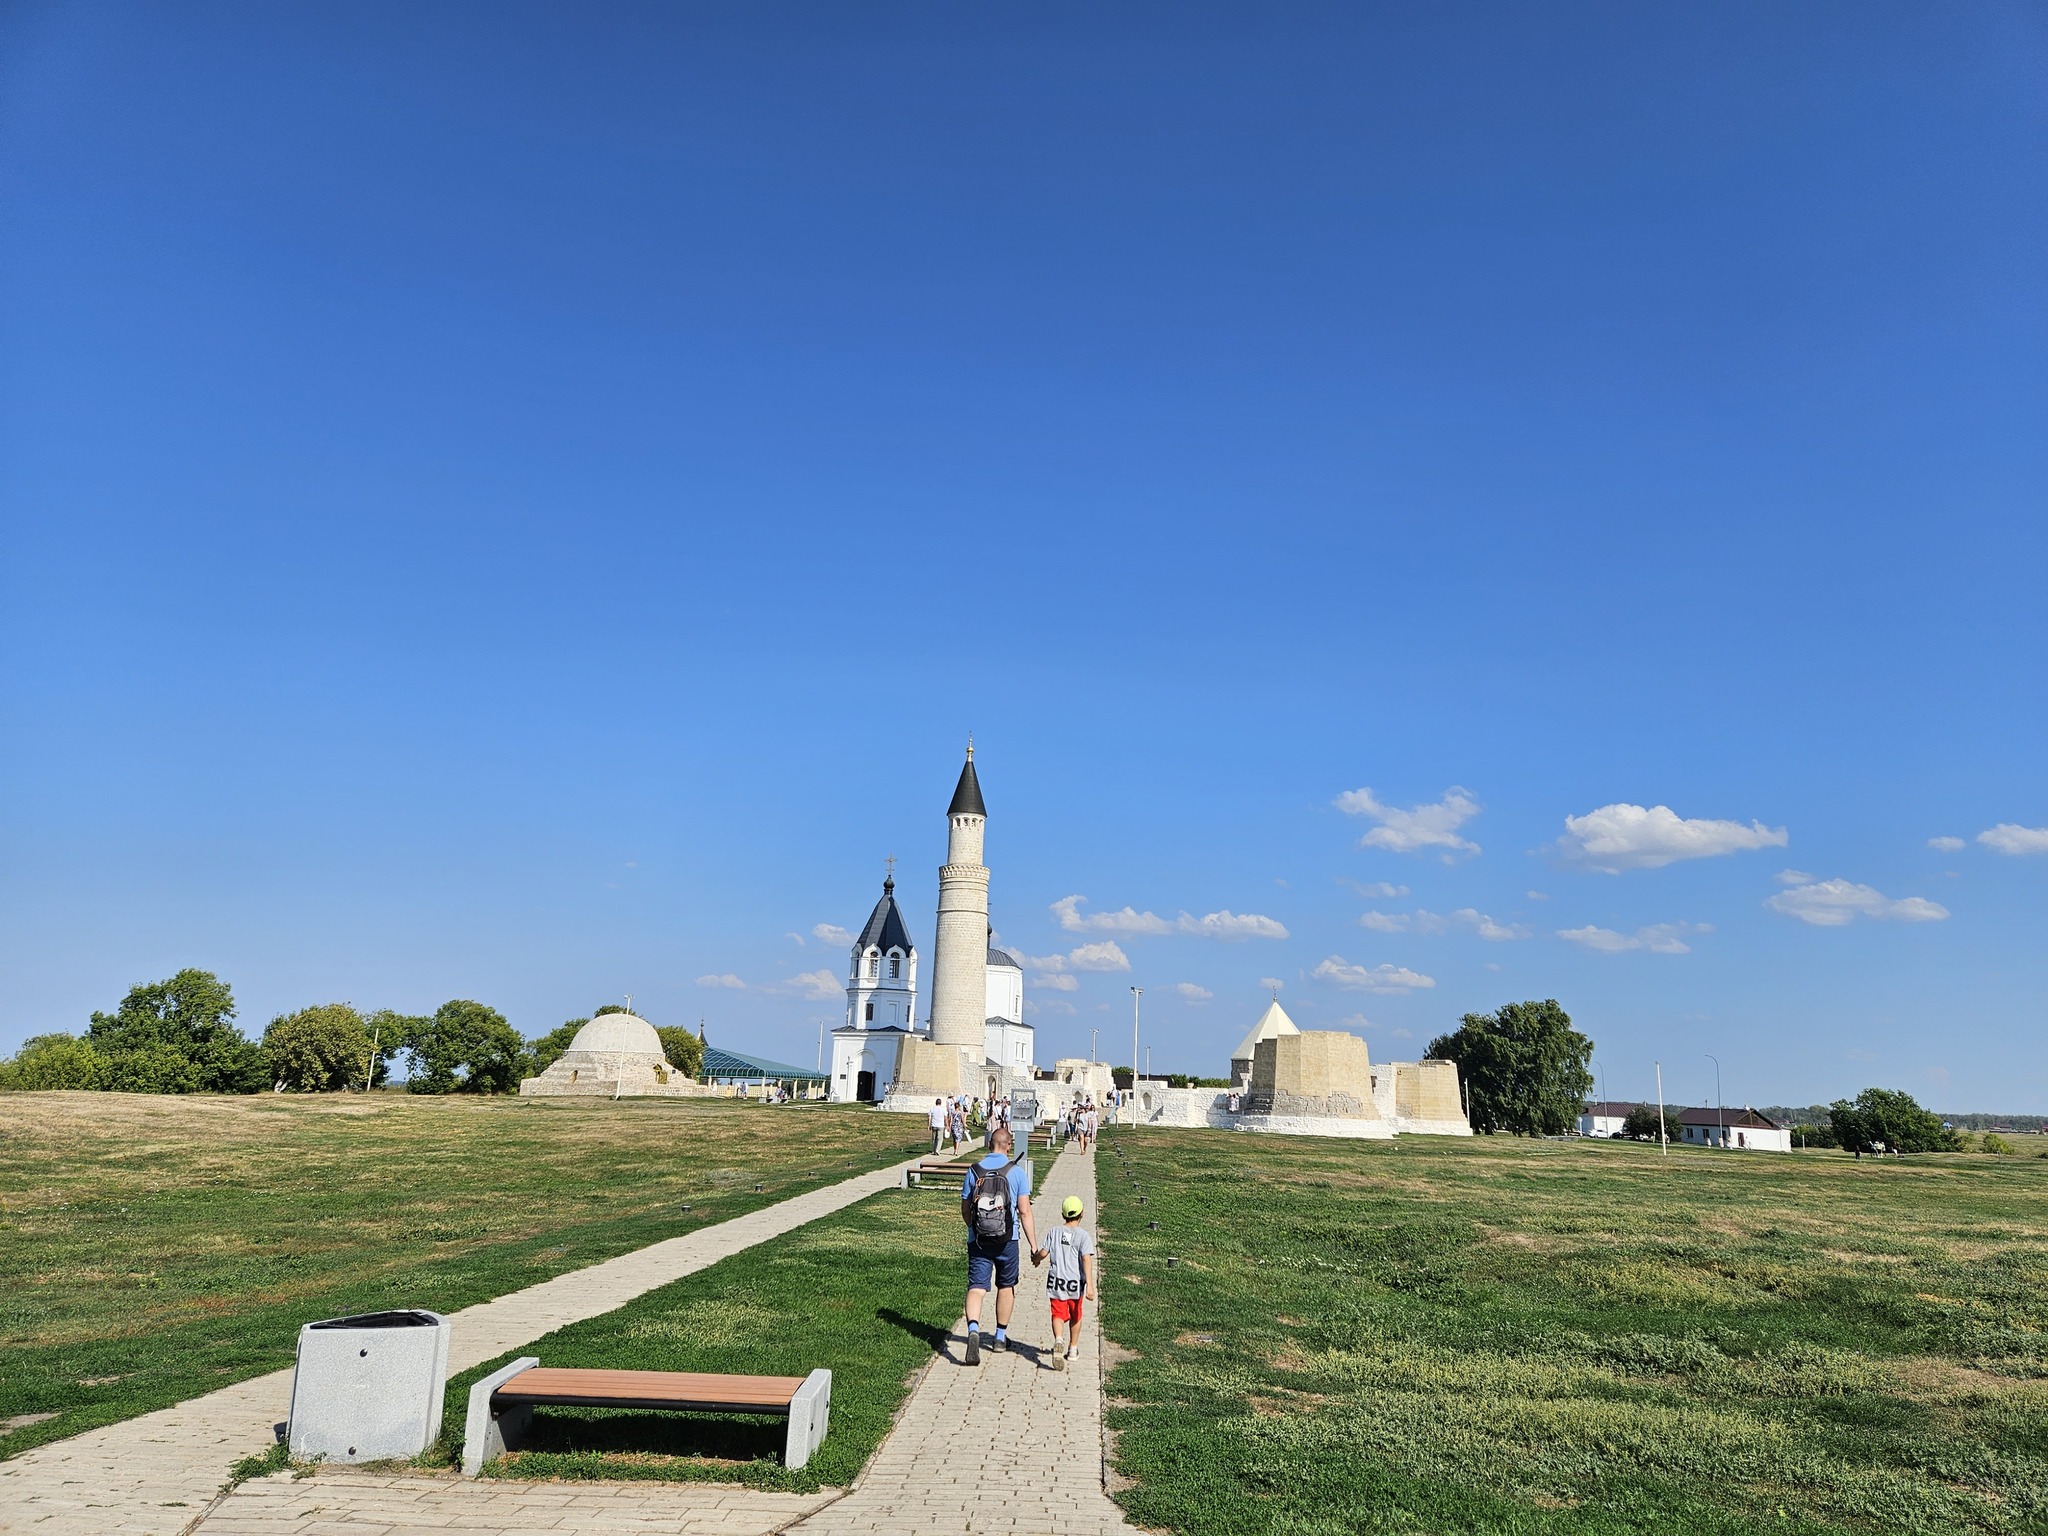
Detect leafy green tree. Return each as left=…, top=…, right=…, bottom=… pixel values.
left=263, top=1004, right=383, bottom=1092
left=527, top=1019, right=586, bottom=1076
left=1790, top=1121, right=1838, bottom=1149
left=107, top=1043, right=204, bottom=1094
left=1426, top=999, right=1593, bottom=1136
left=1828, top=1088, right=1958, bottom=1157
left=1, top=1033, right=113, bottom=1090
left=400, top=1000, right=524, bottom=1094
left=1982, top=1133, right=2014, bottom=1156
left=86, top=970, right=265, bottom=1093
left=1620, top=1103, right=1667, bottom=1142
left=655, top=1026, right=704, bottom=1078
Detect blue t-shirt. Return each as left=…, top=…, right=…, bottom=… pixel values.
left=962, top=1154, right=1031, bottom=1245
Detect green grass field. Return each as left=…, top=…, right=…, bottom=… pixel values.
left=1096, top=1127, right=2048, bottom=1536
left=0, top=1091, right=926, bottom=1458
left=433, top=1186, right=963, bottom=1492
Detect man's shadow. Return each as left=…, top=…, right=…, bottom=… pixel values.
left=876, top=1307, right=951, bottom=1352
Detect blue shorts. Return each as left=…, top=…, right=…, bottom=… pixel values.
left=967, top=1238, right=1021, bottom=1292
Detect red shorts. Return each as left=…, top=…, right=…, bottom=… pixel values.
left=1050, top=1297, right=1085, bottom=1324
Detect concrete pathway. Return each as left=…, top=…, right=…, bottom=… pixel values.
left=787, top=1142, right=1137, bottom=1536
left=0, top=1149, right=947, bottom=1536
left=193, top=1471, right=834, bottom=1536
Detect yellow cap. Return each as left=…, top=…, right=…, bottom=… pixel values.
left=1061, top=1196, right=1084, bottom=1218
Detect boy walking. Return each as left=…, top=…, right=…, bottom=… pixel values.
left=1042, top=1194, right=1096, bottom=1370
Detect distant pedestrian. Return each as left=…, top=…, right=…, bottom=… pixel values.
left=949, top=1103, right=967, bottom=1151
left=1042, top=1194, right=1096, bottom=1370
left=959, top=1126, right=1040, bottom=1366
left=929, top=1097, right=948, bottom=1155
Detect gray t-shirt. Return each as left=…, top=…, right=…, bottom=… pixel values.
left=1044, top=1224, right=1094, bottom=1298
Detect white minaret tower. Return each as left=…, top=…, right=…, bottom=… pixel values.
left=927, top=741, right=990, bottom=1071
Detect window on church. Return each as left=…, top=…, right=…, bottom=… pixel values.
left=865, top=1002, right=874, bottom=1022
left=866, top=955, right=877, bottom=977
left=889, top=956, right=900, bottom=978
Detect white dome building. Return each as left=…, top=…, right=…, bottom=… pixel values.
left=519, top=1011, right=702, bottom=1098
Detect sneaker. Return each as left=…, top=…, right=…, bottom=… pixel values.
left=991, top=1332, right=1008, bottom=1353
left=1050, top=1348, right=1067, bottom=1371
left=964, top=1331, right=980, bottom=1366
left=1066, top=1348, right=1080, bottom=1361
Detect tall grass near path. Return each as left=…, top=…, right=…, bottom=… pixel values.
left=0, top=1092, right=925, bottom=1457
left=1096, top=1127, right=2048, bottom=1536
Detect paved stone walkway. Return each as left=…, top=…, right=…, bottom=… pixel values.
left=0, top=1149, right=944, bottom=1536
left=194, top=1472, right=834, bottom=1535
left=787, top=1142, right=1137, bottom=1536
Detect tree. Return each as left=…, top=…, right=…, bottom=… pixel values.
left=400, top=1001, right=524, bottom=1094
left=655, top=1026, right=704, bottom=1079
left=1620, top=1103, right=1667, bottom=1142
left=1, top=1034, right=112, bottom=1091
left=264, top=1004, right=382, bottom=1092
left=1426, top=999, right=1593, bottom=1136
left=86, top=970, right=265, bottom=1093
left=527, top=1020, right=586, bottom=1077
left=1828, top=1088, right=1958, bottom=1157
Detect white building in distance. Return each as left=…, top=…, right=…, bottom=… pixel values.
left=827, top=873, right=918, bottom=1103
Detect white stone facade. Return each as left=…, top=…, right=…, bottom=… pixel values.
left=519, top=1012, right=703, bottom=1098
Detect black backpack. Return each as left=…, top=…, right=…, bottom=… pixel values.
left=970, top=1157, right=1014, bottom=1243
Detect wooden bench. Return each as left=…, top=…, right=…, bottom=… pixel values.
left=463, top=1359, right=831, bottom=1475
left=902, top=1158, right=976, bottom=1188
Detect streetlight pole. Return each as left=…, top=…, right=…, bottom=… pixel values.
left=1129, top=986, right=1143, bottom=1125
left=1706, top=1053, right=1722, bottom=1149
left=1655, top=1060, right=1667, bottom=1157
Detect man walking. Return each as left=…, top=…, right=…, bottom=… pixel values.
left=928, top=1096, right=948, bottom=1155
left=959, top=1126, right=1041, bottom=1365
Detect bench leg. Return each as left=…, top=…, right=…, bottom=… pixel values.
left=462, top=1357, right=539, bottom=1477
left=784, top=1368, right=832, bottom=1471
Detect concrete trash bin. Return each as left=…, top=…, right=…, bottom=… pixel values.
left=287, top=1309, right=451, bottom=1463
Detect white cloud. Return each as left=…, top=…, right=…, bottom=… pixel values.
left=1765, top=875, right=1950, bottom=928
left=1032, top=973, right=1080, bottom=991
left=1557, top=923, right=1703, bottom=955
left=1775, top=868, right=1815, bottom=886
left=812, top=923, right=853, bottom=946
left=785, top=969, right=842, bottom=1001
left=1332, top=1013, right=1374, bottom=1032
left=1050, top=895, right=1174, bottom=935
left=1979, top=824, right=2048, bottom=856
left=1452, top=908, right=1532, bottom=941
left=1259, top=977, right=1285, bottom=993
left=1173, top=982, right=1213, bottom=1002
left=1017, top=941, right=1131, bottom=975
left=695, top=973, right=747, bottom=989
left=1068, top=941, right=1132, bottom=973
left=1340, top=879, right=1410, bottom=899
left=1554, top=803, right=1788, bottom=873
left=1358, top=907, right=1527, bottom=941
left=1313, top=956, right=1436, bottom=993
left=1525, top=890, right=1549, bottom=901
left=784, top=931, right=805, bottom=945
left=1025, top=998, right=1076, bottom=1017
left=1335, top=786, right=1481, bottom=859
left=1926, top=836, right=1966, bottom=853
left=1358, top=909, right=1422, bottom=932
left=1051, top=895, right=1287, bottom=941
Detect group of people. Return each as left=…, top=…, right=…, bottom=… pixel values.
left=1056, top=1097, right=1102, bottom=1152
left=926, top=1092, right=1034, bottom=1154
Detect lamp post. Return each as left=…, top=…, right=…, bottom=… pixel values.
left=1655, top=1060, right=1667, bottom=1156
left=1129, top=986, right=1143, bottom=1124
left=1706, top=1053, right=1723, bottom=1149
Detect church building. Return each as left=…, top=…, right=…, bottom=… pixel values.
left=829, top=745, right=1038, bottom=1108
left=826, top=872, right=918, bottom=1103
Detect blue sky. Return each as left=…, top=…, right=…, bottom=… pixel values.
left=2, top=3, right=2042, bottom=1111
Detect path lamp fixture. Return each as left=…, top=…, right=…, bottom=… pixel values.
left=1706, top=1053, right=1723, bottom=1149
